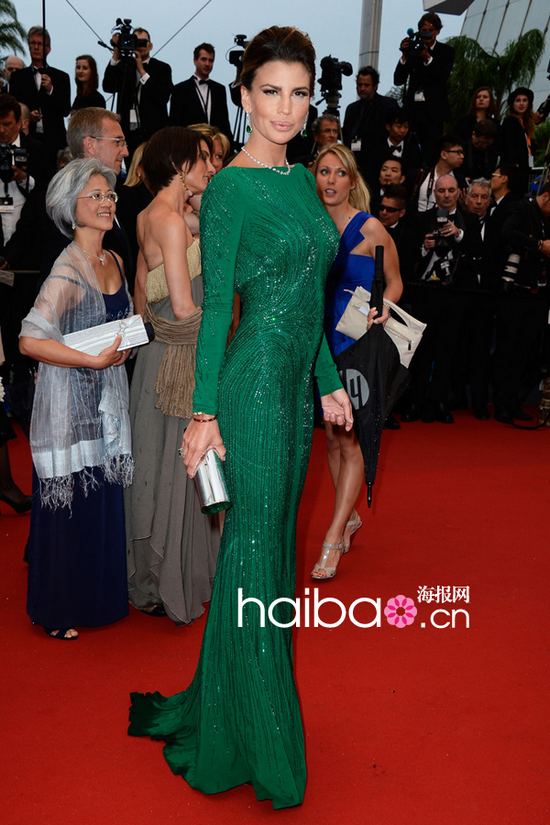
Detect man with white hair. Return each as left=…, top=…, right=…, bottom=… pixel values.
left=1, top=56, right=24, bottom=93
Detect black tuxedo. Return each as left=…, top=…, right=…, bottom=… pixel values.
left=407, top=205, right=482, bottom=411
left=342, top=93, right=398, bottom=182
left=170, top=77, right=232, bottom=141
left=386, top=218, right=418, bottom=286
left=369, top=133, right=422, bottom=192
left=9, top=65, right=71, bottom=164
left=393, top=41, right=454, bottom=164
left=19, top=132, right=50, bottom=189
left=103, top=56, right=172, bottom=144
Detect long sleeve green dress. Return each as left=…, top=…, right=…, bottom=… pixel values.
left=129, top=162, right=341, bottom=809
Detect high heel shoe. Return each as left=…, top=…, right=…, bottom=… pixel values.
left=343, top=512, right=362, bottom=554
left=0, top=491, right=32, bottom=513
left=311, top=540, right=344, bottom=581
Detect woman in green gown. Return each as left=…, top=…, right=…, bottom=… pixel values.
left=129, top=26, right=353, bottom=809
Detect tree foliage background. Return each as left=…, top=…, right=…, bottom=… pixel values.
left=0, top=0, right=26, bottom=56
left=446, top=30, right=546, bottom=123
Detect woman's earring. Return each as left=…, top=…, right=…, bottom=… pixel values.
left=300, top=118, right=308, bottom=138
left=245, top=111, right=252, bottom=134
left=71, top=220, right=76, bottom=230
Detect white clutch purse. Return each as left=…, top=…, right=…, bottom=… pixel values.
left=335, top=286, right=372, bottom=340
left=63, top=314, right=153, bottom=356
left=383, top=301, right=426, bottom=368
left=335, top=288, right=426, bottom=369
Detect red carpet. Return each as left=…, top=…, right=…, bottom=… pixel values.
left=2, top=416, right=549, bottom=825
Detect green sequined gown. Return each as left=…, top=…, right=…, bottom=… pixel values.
left=129, top=164, right=341, bottom=809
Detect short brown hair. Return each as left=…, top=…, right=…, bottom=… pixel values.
left=240, top=26, right=315, bottom=93
left=194, top=43, right=214, bottom=60
left=141, top=126, right=202, bottom=195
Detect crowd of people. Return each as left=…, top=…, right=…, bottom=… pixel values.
left=0, top=17, right=549, bottom=809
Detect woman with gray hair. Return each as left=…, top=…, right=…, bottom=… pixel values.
left=20, top=158, right=133, bottom=640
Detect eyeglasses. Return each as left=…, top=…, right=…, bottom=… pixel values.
left=90, top=136, right=128, bottom=148
left=77, top=190, right=118, bottom=203
left=446, top=149, right=464, bottom=155
left=379, top=204, right=401, bottom=213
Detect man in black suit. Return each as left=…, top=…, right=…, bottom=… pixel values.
left=342, top=65, right=397, bottom=184
left=103, top=26, right=172, bottom=154
left=492, top=183, right=550, bottom=423
left=170, top=42, right=232, bottom=141
left=9, top=27, right=71, bottom=172
left=394, top=12, right=454, bottom=166
left=377, top=184, right=417, bottom=287
left=370, top=107, right=422, bottom=194
left=461, top=120, right=499, bottom=184
left=403, top=174, right=482, bottom=423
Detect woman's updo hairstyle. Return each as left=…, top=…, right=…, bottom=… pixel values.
left=141, top=126, right=202, bottom=195
left=239, top=26, right=316, bottom=94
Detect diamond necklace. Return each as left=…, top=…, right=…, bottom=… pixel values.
left=241, top=146, right=291, bottom=176
left=75, top=242, right=106, bottom=266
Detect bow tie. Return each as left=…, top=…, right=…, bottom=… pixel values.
left=198, top=79, right=209, bottom=86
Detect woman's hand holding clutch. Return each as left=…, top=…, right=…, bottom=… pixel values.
left=181, top=419, right=226, bottom=478
left=321, top=389, right=354, bottom=431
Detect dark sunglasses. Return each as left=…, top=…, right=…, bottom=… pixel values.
left=379, top=204, right=401, bottom=213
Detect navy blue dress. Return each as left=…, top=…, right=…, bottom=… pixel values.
left=27, top=283, right=130, bottom=629
left=325, top=211, right=375, bottom=357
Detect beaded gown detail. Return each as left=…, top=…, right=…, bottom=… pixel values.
left=129, top=164, right=341, bottom=809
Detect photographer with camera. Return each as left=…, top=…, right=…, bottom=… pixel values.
left=492, top=183, right=550, bottom=423
left=103, top=22, right=172, bottom=155
left=170, top=43, right=232, bottom=141
left=402, top=174, right=481, bottom=424
left=0, top=94, right=47, bottom=250
left=342, top=66, right=397, bottom=183
left=393, top=12, right=454, bottom=167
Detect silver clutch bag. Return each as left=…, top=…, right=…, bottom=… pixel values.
left=63, top=314, right=154, bottom=355
left=194, top=449, right=232, bottom=514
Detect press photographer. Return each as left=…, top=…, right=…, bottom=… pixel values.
left=403, top=175, right=481, bottom=424
left=102, top=20, right=172, bottom=154
left=393, top=12, right=454, bottom=166
left=0, top=94, right=47, bottom=251
left=493, top=184, right=550, bottom=423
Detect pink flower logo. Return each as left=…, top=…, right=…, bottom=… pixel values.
left=384, top=594, right=417, bottom=628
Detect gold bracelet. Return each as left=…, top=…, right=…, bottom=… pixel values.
left=192, top=415, right=217, bottom=422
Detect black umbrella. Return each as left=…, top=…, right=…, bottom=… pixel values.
left=335, top=246, right=409, bottom=506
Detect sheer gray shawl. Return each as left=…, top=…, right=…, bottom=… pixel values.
left=20, top=242, right=133, bottom=509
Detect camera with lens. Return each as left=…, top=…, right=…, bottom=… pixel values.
left=318, top=56, right=353, bottom=114
left=403, top=27, right=433, bottom=59
left=228, top=33, right=249, bottom=71
left=111, top=18, right=148, bottom=60
left=431, top=208, right=451, bottom=254
left=0, top=143, right=28, bottom=186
